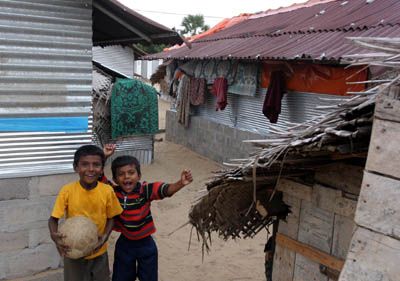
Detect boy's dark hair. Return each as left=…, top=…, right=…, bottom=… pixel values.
left=73, top=145, right=105, bottom=168
left=111, top=155, right=141, bottom=179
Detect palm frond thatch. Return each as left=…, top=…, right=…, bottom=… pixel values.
left=188, top=37, right=400, bottom=250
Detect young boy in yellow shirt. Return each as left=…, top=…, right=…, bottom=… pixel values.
left=48, top=145, right=123, bottom=281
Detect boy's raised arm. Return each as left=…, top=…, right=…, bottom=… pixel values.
left=166, top=169, right=193, bottom=196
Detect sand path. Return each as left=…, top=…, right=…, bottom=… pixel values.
left=106, top=99, right=267, bottom=281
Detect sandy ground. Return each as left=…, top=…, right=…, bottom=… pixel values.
left=105, top=99, right=268, bottom=281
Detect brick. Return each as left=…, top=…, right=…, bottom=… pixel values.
left=0, top=178, right=30, bottom=201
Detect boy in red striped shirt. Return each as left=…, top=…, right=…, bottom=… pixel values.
left=110, top=155, right=193, bottom=281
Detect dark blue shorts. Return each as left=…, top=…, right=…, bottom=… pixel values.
left=112, top=234, right=158, bottom=281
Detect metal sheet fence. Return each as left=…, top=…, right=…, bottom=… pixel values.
left=195, top=90, right=348, bottom=135
left=0, top=0, right=93, bottom=179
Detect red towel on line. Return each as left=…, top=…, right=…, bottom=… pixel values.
left=211, top=77, right=228, bottom=111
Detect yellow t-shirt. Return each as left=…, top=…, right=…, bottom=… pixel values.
left=51, top=181, right=123, bottom=259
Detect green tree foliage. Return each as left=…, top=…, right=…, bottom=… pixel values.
left=180, top=14, right=210, bottom=37
left=135, top=43, right=168, bottom=54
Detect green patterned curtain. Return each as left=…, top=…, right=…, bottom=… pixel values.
left=111, top=78, right=158, bottom=139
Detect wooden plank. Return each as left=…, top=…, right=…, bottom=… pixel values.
left=312, top=184, right=357, bottom=218
left=278, top=193, right=301, bottom=239
left=277, top=179, right=313, bottom=201
left=276, top=233, right=345, bottom=272
left=293, top=255, right=328, bottom=281
left=355, top=171, right=400, bottom=240
left=312, top=184, right=342, bottom=213
left=272, top=244, right=296, bottom=281
left=298, top=201, right=334, bottom=253
left=339, top=227, right=400, bottom=281
left=375, top=85, right=400, bottom=123
left=366, top=119, right=400, bottom=179
left=314, top=163, right=363, bottom=195
left=332, top=215, right=356, bottom=260
left=334, top=196, right=357, bottom=218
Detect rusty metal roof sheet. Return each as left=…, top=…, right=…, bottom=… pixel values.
left=143, top=0, right=400, bottom=62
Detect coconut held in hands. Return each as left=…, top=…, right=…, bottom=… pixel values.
left=58, top=216, right=98, bottom=259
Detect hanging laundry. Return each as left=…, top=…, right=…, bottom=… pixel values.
left=228, top=63, right=258, bottom=96
left=262, top=71, right=286, bottom=123
left=189, top=77, right=206, bottom=106
left=211, top=77, right=228, bottom=111
left=111, top=78, right=158, bottom=139
left=176, top=74, right=191, bottom=127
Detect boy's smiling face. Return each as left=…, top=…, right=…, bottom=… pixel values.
left=74, top=155, right=103, bottom=189
left=114, top=164, right=141, bottom=193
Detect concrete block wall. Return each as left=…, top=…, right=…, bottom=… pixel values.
left=0, top=173, right=76, bottom=280
left=165, top=110, right=262, bottom=163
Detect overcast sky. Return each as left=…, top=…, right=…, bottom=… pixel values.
left=117, top=0, right=308, bottom=30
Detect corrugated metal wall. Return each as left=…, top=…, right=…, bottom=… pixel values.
left=93, top=45, right=134, bottom=78
left=195, top=90, right=348, bottom=135
left=107, top=135, right=154, bottom=165
left=0, top=0, right=93, bottom=178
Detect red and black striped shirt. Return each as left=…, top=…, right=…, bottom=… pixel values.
left=113, top=182, right=169, bottom=240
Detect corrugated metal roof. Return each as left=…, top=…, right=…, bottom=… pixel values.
left=143, top=0, right=400, bottom=61
left=93, top=0, right=183, bottom=46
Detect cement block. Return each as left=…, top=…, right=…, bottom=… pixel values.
left=0, top=198, right=53, bottom=232
left=11, top=269, right=63, bottom=281
left=208, top=120, right=224, bottom=132
left=2, top=244, right=60, bottom=279
left=0, top=230, right=29, bottom=252
left=0, top=178, right=30, bottom=201
left=32, top=173, right=76, bottom=197
left=223, top=125, right=236, bottom=139
left=29, top=227, right=52, bottom=248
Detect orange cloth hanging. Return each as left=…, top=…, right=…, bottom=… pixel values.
left=261, top=63, right=367, bottom=96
